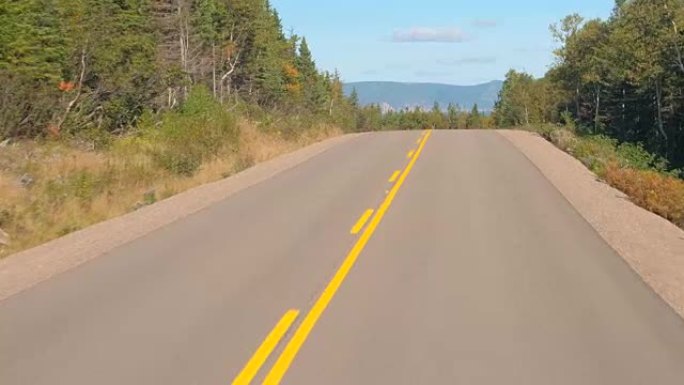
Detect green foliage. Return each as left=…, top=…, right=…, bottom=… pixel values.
left=615, top=142, right=669, bottom=172
left=0, top=0, right=66, bottom=80
left=494, top=71, right=561, bottom=127
left=43, top=169, right=111, bottom=205
left=352, top=102, right=491, bottom=132
left=466, top=104, right=482, bottom=129
left=142, top=87, right=238, bottom=176
left=570, top=135, right=618, bottom=173
left=0, top=0, right=359, bottom=139
left=496, top=0, right=684, bottom=171
left=538, top=124, right=671, bottom=175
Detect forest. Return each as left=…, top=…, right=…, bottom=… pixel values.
left=493, top=0, right=684, bottom=170
left=0, top=0, right=358, bottom=137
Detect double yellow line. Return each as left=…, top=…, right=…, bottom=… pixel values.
left=232, top=130, right=433, bottom=385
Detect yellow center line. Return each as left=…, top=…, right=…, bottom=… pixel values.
left=262, top=130, right=433, bottom=385
left=350, top=209, right=374, bottom=235
left=388, top=170, right=401, bottom=183
left=232, top=310, right=300, bottom=385
left=407, top=150, right=415, bottom=158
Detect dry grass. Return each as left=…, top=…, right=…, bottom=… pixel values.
left=604, top=164, right=684, bottom=228
left=0, top=120, right=342, bottom=258
left=525, top=125, right=684, bottom=230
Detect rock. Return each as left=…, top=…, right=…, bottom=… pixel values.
left=0, top=138, right=10, bottom=148
left=19, top=174, right=34, bottom=188
left=0, top=228, right=10, bottom=246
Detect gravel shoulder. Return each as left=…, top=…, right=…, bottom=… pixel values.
left=500, top=129, right=684, bottom=318
left=0, top=133, right=361, bottom=302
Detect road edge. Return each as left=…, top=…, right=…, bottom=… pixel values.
left=0, top=133, right=363, bottom=302
left=499, top=129, right=684, bottom=319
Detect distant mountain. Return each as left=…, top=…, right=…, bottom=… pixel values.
left=343, top=81, right=503, bottom=112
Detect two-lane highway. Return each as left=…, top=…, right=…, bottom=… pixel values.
left=2, top=130, right=684, bottom=385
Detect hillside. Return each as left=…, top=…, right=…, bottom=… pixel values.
left=344, top=81, right=503, bottom=111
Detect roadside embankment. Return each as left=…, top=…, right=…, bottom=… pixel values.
left=501, top=130, right=684, bottom=319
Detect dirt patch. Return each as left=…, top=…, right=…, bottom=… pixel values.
left=500, top=130, right=684, bottom=318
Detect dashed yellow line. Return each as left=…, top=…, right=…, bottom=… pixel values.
left=350, top=209, right=374, bottom=235
left=407, top=150, right=415, bottom=158
left=388, top=170, right=401, bottom=183
left=231, top=310, right=299, bottom=385
left=262, top=131, right=433, bottom=385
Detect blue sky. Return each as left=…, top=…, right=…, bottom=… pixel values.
left=270, top=0, right=614, bottom=85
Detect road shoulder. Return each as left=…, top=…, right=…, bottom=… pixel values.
left=500, top=129, right=684, bottom=318
left=0, top=133, right=361, bottom=302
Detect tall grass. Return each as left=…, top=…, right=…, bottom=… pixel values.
left=0, top=87, right=342, bottom=258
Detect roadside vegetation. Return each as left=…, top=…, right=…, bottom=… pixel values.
left=532, top=124, right=684, bottom=229
left=0, top=86, right=341, bottom=257
left=494, top=0, right=684, bottom=230
left=0, top=0, right=355, bottom=257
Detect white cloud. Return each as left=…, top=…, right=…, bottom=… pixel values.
left=472, top=19, right=498, bottom=28
left=391, top=27, right=469, bottom=43
left=438, top=56, right=497, bottom=66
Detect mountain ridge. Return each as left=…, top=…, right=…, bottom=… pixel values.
left=344, top=80, right=503, bottom=112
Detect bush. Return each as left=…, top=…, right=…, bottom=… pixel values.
left=615, top=142, right=668, bottom=172
left=570, top=135, right=617, bottom=173
left=141, top=86, right=239, bottom=176
left=604, top=164, right=684, bottom=229
left=549, top=128, right=577, bottom=152
left=528, top=124, right=684, bottom=229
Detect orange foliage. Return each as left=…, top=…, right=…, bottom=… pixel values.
left=223, top=42, right=237, bottom=58
left=283, top=63, right=300, bottom=79
left=286, top=83, right=302, bottom=95
left=604, top=163, right=684, bottom=228
left=46, top=124, right=60, bottom=137
left=59, top=81, right=75, bottom=92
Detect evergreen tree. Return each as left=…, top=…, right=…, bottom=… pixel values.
left=467, top=104, right=482, bottom=129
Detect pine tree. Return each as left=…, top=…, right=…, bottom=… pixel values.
left=349, top=88, right=359, bottom=108
left=467, top=104, right=482, bottom=129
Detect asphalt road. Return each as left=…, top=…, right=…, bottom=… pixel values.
left=2, top=130, right=684, bottom=385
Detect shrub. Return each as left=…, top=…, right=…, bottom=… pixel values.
left=604, top=164, right=684, bottom=229
left=570, top=135, right=617, bottom=173
left=141, top=86, right=239, bottom=176
left=549, top=128, right=577, bottom=152
left=615, top=142, right=668, bottom=172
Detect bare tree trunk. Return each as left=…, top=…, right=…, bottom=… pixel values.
left=219, top=50, right=240, bottom=103
left=595, top=85, right=601, bottom=132
left=212, top=43, right=217, bottom=98
left=167, top=87, right=177, bottom=109
left=621, top=87, right=626, bottom=127
left=655, top=79, right=668, bottom=143
left=664, top=2, right=684, bottom=74
left=56, top=49, right=87, bottom=134
left=177, top=1, right=189, bottom=99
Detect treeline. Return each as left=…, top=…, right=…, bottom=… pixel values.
left=494, top=0, right=684, bottom=169
left=0, top=0, right=358, bottom=138
left=354, top=99, right=493, bottom=131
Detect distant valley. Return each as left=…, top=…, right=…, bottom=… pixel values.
left=343, top=81, right=503, bottom=112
